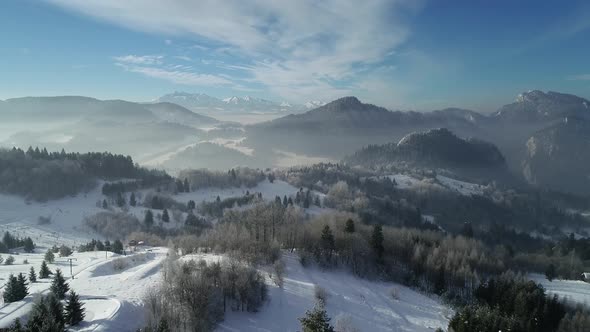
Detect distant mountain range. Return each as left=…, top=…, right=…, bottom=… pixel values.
left=2, top=90, right=590, bottom=195
left=246, top=91, right=590, bottom=195
left=155, top=91, right=325, bottom=113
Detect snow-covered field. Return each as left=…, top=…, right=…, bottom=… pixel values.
left=0, top=235, right=168, bottom=331
left=530, top=274, right=590, bottom=307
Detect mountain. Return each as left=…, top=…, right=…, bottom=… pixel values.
left=246, top=97, right=485, bottom=158
left=522, top=117, right=590, bottom=195
left=345, top=128, right=506, bottom=171
left=143, top=102, right=220, bottom=127
left=494, top=90, right=590, bottom=122
left=0, top=96, right=208, bottom=161
left=155, top=91, right=322, bottom=113
left=156, top=92, right=225, bottom=109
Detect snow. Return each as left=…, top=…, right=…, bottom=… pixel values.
left=213, top=252, right=451, bottom=332
left=435, top=175, right=485, bottom=196
left=0, top=179, right=448, bottom=331
left=0, top=241, right=167, bottom=331
left=175, top=179, right=301, bottom=205
left=530, top=274, right=590, bottom=307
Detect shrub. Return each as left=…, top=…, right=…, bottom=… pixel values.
left=4, top=255, right=15, bottom=265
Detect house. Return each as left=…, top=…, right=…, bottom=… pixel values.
left=581, top=272, right=590, bottom=282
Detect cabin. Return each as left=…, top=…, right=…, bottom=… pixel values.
left=582, top=272, right=590, bottom=282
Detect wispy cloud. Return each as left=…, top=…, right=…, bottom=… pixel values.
left=46, top=0, right=422, bottom=102
left=115, top=62, right=232, bottom=86
left=113, top=54, right=163, bottom=65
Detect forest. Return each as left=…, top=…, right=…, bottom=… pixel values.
left=0, top=147, right=170, bottom=201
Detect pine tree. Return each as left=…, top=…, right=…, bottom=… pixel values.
left=3, top=274, right=18, bottom=303
left=30, top=295, right=62, bottom=330
left=16, top=273, right=28, bottom=299
left=39, top=260, right=51, bottom=279
left=23, top=237, right=35, bottom=253
left=175, top=179, right=184, bottom=193
left=283, top=195, right=288, bottom=207
left=320, top=226, right=335, bottom=255
left=8, top=318, right=24, bottom=332
left=112, top=240, right=124, bottom=255
left=162, top=208, right=170, bottom=223
left=116, top=192, right=126, bottom=207
left=183, top=178, right=190, bottom=192
left=29, top=266, right=37, bottom=283
left=434, top=266, right=446, bottom=295
left=370, top=224, right=384, bottom=261
left=50, top=269, right=70, bottom=299
left=344, top=219, right=355, bottom=233
left=64, top=291, right=85, bottom=326
left=144, top=210, right=154, bottom=227
left=44, top=249, right=55, bottom=263
left=47, top=293, right=65, bottom=328
left=299, top=303, right=335, bottom=332
left=545, top=263, right=557, bottom=282
left=187, top=200, right=196, bottom=210
left=130, top=192, right=137, bottom=207
left=102, top=199, right=108, bottom=209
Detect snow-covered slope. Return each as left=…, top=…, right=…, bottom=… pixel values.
left=530, top=274, right=590, bottom=307
left=182, top=252, right=452, bottom=332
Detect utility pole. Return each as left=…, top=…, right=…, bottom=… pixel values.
left=105, top=246, right=111, bottom=260
left=67, top=258, right=77, bottom=279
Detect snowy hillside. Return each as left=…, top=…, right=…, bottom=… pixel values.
left=183, top=252, right=452, bottom=332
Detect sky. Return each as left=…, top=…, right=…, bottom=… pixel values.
left=1, top=0, right=589, bottom=112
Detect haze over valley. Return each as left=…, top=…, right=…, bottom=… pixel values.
left=1, top=1, right=590, bottom=332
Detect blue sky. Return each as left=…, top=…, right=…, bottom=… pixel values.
left=1, top=0, right=589, bottom=112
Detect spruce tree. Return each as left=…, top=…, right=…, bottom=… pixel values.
left=130, top=192, right=137, bottom=207
left=299, top=303, right=335, bottom=332
left=40, top=260, right=52, bottom=279
left=50, top=269, right=70, bottom=299
left=102, top=199, right=108, bottom=209
left=187, top=200, right=196, bottom=210
left=3, top=274, right=18, bottom=303
left=8, top=318, right=23, bottom=332
left=320, top=226, right=335, bottom=256
left=16, top=273, right=28, bottom=299
left=162, top=208, right=170, bottom=223
left=370, top=224, right=384, bottom=261
left=29, top=266, right=37, bottom=283
left=344, top=219, right=355, bottom=233
left=44, top=249, right=55, bottom=263
left=545, top=263, right=557, bottom=282
left=64, top=290, right=85, bottom=326
left=112, top=240, right=124, bottom=255
left=23, top=237, right=35, bottom=253
left=116, top=192, right=126, bottom=207
left=144, top=210, right=154, bottom=227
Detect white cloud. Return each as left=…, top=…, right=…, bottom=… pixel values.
left=115, top=63, right=232, bottom=86
left=48, top=0, right=422, bottom=101
left=113, top=55, right=163, bottom=65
